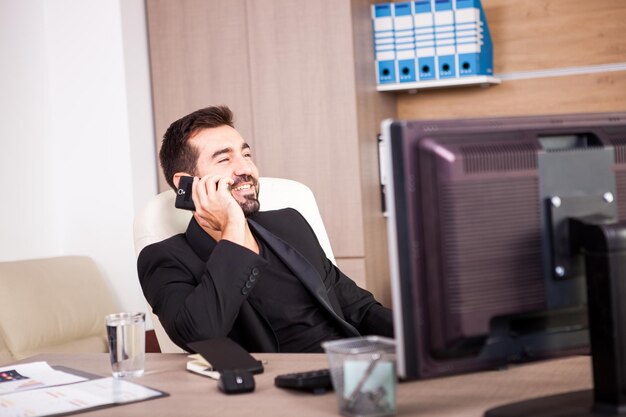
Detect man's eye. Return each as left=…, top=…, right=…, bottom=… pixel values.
left=218, top=158, right=230, bottom=163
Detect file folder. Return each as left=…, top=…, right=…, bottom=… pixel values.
left=394, top=2, right=416, bottom=83
left=414, top=0, right=436, bottom=81
left=455, top=0, right=493, bottom=77
left=434, top=0, right=456, bottom=79
left=372, top=3, right=396, bottom=84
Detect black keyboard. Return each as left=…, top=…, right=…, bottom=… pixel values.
left=274, top=369, right=333, bottom=394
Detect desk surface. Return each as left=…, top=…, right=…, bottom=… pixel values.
left=21, top=353, right=592, bottom=417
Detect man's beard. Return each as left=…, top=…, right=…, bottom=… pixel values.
left=239, top=194, right=260, bottom=217
left=231, top=175, right=260, bottom=217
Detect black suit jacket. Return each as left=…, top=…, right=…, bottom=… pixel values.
left=137, top=208, right=393, bottom=352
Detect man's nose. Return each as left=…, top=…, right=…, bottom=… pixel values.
left=232, top=155, right=253, bottom=175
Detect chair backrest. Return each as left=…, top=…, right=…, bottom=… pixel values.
left=0, top=256, right=119, bottom=365
left=133, top=177, right=335, bottom=353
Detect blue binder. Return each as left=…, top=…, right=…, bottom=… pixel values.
left=455, top=0, right=493, bottom=77
left=414, top=0, right=436, bottom=81
left=434, top=0, right=456, bottom=79
left=371, top=0, right=494, bottom=88
left=372, top=4, right=396, bottom=84
left=393, top=2, right=416, bottom=83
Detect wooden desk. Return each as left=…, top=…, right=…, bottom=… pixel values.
left=21, top=353, right=592, bottom=417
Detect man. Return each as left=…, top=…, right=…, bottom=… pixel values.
left=138, top=105, right=393, bottom=353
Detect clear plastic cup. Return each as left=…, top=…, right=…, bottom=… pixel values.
left=322, top=336, right=396, bottom=417
left=105, top=312, right=146, bottom=378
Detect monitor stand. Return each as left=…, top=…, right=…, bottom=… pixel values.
left=486, top=217, right=626, bottom=417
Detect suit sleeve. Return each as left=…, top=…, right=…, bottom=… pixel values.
left=137, top=239, right=268, bottom=350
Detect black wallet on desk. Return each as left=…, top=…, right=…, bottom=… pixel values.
left=188, top=337, right=264, bottom=374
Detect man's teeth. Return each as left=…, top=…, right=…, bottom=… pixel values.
left=233, top=184, right=251, bottom=191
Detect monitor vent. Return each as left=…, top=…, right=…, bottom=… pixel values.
left=461, top=143, right=538, bottom=173
left=609, top=137, right=626, bottom=164
left=438, top=178, right=544, bottom=334
left=616, top=170, right=626, bottom=220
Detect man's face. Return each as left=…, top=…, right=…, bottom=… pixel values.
left=188, top=125, right=260, bottom=216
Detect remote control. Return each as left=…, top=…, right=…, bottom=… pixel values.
left=274, top=368, right=333, bottom=394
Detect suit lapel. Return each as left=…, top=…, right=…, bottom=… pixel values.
left=248, top=219, right=360, bottom=337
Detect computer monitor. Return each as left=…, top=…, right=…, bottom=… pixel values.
left=380, top=112, right=626, bottom=415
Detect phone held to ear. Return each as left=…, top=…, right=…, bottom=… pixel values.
left=175, top=175, right=196, bottom=211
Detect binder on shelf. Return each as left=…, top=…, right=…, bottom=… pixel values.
left=371, top=0, right=497, bottom=91
left=414, top=0, right=436, bottom=81
left=434, top=0, right=456, bottom=79
left=393, top=2, right=416, bottom=83
left=372, top=3, right=396, bottom=84
left=455, top=0, right=493, bottom=77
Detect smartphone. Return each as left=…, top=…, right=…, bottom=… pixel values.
left=175, top=175, right=196, bottom=211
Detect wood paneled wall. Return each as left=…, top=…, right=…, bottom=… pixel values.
left=397, top=0, right=626, bottom=119
left=243, top=0, right=367, bottom=261
left=146, top=0, right=255, bottom=190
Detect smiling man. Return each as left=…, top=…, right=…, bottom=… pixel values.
left=138, top=105, right=393, bottom=353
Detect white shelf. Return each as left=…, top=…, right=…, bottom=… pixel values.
left=376, top=75, right=501, bottom=92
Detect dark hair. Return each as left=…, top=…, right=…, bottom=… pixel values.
left=159, top=105, right=234, bottom=190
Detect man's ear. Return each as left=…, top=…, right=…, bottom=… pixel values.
left=173, top=172, right=193, bottom=189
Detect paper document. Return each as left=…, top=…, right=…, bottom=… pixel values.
left=0, top=377, right=164, bottom=417
left=0, top=362, right=86, bottom=394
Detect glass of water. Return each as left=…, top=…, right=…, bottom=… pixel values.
left=105, top=312, right=146, bottom=378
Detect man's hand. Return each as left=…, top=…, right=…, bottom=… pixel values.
left=191, top=176, right=247, bottom=245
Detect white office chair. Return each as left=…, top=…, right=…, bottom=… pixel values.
left=133, top=177, right=335, bottom=353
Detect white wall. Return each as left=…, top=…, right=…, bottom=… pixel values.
left=0, top=0, right=157, bottom=325
left=1, top=0, right=58, bottom=258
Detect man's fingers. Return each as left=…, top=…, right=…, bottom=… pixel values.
left=194, top=175, right=234, bottom=212
left=216, top=177, right=234, bottom=194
